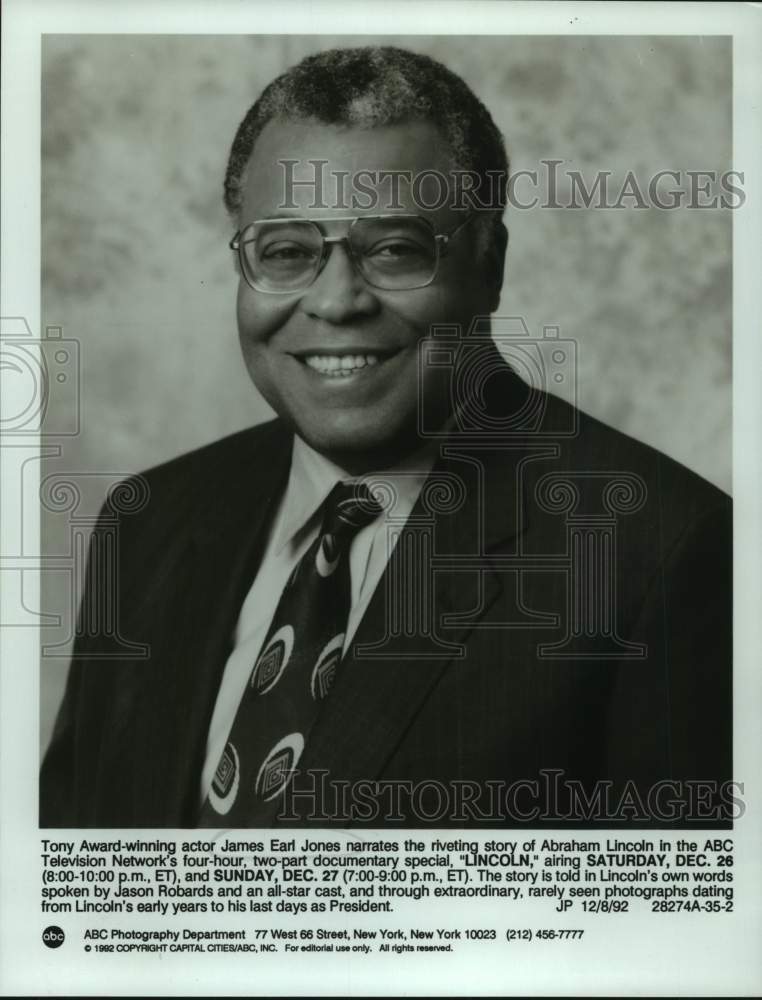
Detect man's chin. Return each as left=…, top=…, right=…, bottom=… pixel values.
left=294, top=421, right=425, bottom=474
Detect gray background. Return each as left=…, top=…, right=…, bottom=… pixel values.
left=40, top=34, right=732, bottom=752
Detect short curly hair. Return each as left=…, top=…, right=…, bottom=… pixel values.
left=224, top=45, right=509, bottom=243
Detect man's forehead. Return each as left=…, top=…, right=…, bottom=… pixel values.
left=240, top=117, right=458, bottom=218
left=247, top=117, right=452, bottom=170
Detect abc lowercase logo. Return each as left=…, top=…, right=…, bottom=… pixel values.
left=42, top=925, right=65, bottom=948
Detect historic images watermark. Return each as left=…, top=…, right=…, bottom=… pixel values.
left=277, top=770, right=745, bottom=826
left=274, top=159, right=746, bottom=212
left=0, top=316, right=149, bottom=658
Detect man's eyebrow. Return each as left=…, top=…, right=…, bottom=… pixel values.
left=253, top=212, right=358, bottom=222
left=250, top=211, right=419, bottom=221
left=257, top=211, right=308, bottom=220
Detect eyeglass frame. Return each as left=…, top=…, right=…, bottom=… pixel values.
left=229, top=212, right=478, bottom=294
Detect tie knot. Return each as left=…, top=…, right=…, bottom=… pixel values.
left=321, top=481, right=383, bottom=542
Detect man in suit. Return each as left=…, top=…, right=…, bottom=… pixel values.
left=40, top=46, right=732, bottom=828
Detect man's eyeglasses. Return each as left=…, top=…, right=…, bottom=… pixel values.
left=230, top=213, right=476, bottom=294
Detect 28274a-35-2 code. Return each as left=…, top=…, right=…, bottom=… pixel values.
left=506, top=929, right=585, bottom=942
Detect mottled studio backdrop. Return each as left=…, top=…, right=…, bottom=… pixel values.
left=40, top=35, right=732, bottom=750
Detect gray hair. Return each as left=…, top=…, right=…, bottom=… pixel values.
left=224, top=45, right=508, bottom=252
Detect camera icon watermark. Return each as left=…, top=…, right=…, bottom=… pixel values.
left=417, top=315, right=578, bottom=439
left=1, top=316, right=80, bottom=437
left=1, top=317, right=148, bottom=656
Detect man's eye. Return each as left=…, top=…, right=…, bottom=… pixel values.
left=260, top=242, right=317, bottom=260
left=366, top=240, right=426, bottom=259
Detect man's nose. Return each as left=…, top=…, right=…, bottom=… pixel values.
left=299, top=241, right=380, bottom=323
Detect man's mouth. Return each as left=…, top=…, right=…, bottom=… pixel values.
left=297, top=350, right=398, bottom=377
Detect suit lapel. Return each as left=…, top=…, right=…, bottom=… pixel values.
left=142, top=422, right=292, bottom=825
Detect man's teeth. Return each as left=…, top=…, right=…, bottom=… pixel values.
left=304, top=354, right=381, bottom=375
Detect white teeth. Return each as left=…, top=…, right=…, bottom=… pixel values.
left=303, top=354, right=382, bottom=376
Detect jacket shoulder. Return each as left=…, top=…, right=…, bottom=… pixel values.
left=140, top=418, right=288, bottom=486
left=105, top=419, right=291, bottom=535
left=545, top=391, right=729, bottom=513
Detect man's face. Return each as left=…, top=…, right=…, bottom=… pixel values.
left=235, top=119, right=504, bottom=471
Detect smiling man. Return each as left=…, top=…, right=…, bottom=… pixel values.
left=41, top=46, right=733, bottom=829
left=231, top=112, right=505, bottom=473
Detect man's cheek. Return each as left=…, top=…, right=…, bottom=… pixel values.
left=236, top=286, right=289, bottom=341
left=397, top=286, right=482, bottom=331
left=237, top=308, right=270, bottom=344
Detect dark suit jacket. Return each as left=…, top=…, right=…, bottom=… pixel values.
left=40, top=368, right=732, bottom=828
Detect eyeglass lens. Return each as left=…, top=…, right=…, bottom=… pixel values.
left=240, top=217, right=439, bottom=291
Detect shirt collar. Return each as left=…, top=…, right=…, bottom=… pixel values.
left=273, top=433, right=440, bottom=556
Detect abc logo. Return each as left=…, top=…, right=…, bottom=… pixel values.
left=42, top=925, right=65, bottom=948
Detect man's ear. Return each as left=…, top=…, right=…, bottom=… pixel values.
left=229, top=216, right=243, bottom=278
left=486, top=221, right=508, bottom=312
left=231, top=236, right=242, bottom=279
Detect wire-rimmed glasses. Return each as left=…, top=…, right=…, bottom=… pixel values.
left=230, top=213, right=476, bottom=293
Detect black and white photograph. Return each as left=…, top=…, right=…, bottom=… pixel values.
left=38, top=34, right=734, bottom=829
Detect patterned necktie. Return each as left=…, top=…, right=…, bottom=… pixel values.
left=198, top=481, right=382, bottom=826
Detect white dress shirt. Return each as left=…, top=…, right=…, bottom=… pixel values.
left=199, top=434, right=438, bottom=803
